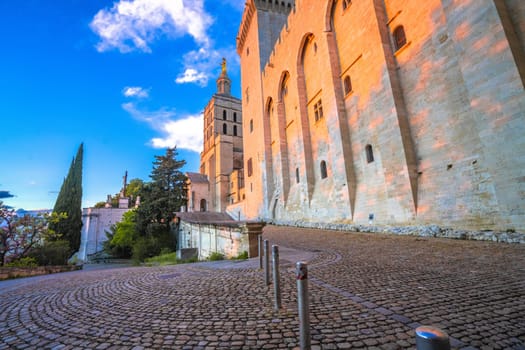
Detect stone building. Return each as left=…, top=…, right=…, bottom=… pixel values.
left=235, top=0, right=525, bottom=231
left=187, top=59, right=244, bottom=213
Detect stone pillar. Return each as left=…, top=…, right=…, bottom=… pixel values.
left=241, top=222, right=266, bottom=258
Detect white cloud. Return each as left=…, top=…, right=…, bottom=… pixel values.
left=175, top=68, right=208, bottom=86
left=150, top=117, right=203, bottom=152
left=175, top=46, right=239, bottom=86
left=123, top=86, right=149, bottom=98
left=122, top=102, right=203, bottom=153
left=90, top=0, right=213, bottom=53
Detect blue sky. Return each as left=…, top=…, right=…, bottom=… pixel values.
left=0, top=0, right=244, bottom=210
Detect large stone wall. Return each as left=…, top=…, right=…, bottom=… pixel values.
left=78, top=208, right=129, bottom=261
left=237, top=0, right=525, bottom=232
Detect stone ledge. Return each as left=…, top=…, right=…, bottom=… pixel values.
left=0, top=265, right=82, bottom=281
left=270, top=221, right=525, bottom=244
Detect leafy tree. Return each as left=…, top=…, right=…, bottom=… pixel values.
left=104, top=210, right=138, bottom=258
left=0, top=202, right=66, bottom=266
left=94, top=201, right=107, bottom=209
left=126, top=178, right=144, bottom=198
left=49, top=143, right=83, bottom=254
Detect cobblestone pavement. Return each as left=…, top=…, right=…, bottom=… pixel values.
left=1, top=225, right=524, bottom=350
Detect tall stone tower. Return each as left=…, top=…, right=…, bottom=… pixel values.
left=198, top=59, right=243, bottom=213
left=237, top=0, right=294, bottom=219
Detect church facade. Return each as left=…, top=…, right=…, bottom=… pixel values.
left=235, top=0, right=525, bottom=231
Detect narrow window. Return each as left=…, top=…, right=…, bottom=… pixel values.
left=343, top=75, right=352, bottom=95
left=247, top=158, right=253, bottom=177
left=250, top=119, right=253, bottom=133
left=320, top=161, right=328, bottom=179
left=223, top=123, right=227, bottom=134
left=223, top=110, right=227, bottom=120
left=233, top=125, right=238, bottom=136
left=314, top=99, right=323, bottom=122
left=296, top=168, right=300, bottom=183
left=366, top=144, right=374, bottom=163
left=342, top=0, right=351, bottom=10
left=233, top=112, right=237, bottom=122
left=393, top=26, right=407, bottom=51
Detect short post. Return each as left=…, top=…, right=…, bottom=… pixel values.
left=264, top=240, right=270, bottom=285
left=415, top=326, right=451, bottom=350
left=258, top=235, right=263, bottom=269
left=272, top=245, right=282, bottom=310
left=296, top=261, right=311, bottom=350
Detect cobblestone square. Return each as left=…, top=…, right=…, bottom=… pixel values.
left=1, top=225, right=524, bottom=349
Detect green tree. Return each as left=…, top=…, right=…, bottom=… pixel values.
left=126, top=178, right=144, bottom=198
left=136, top=148, right=187, bottom=229
left=104, top=210, right=138, bottom=258
left=134, top=148, right=187, bottom=256
left=49, top=143, right=83, bottom=255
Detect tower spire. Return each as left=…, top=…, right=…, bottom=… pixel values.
left=216, top=58, right=231, bottom=95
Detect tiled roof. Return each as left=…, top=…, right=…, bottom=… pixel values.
left=186, top=172, right=209, bottom=183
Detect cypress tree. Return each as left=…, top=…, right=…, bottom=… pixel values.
left=49, top=143, right=84, bottom=254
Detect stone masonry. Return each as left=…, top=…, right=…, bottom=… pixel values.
left=236, top=0, right=525, bottom=232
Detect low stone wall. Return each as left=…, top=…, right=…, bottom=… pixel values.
left=272, top=221, right=525, bottom=244
left=178, top=219, right=264, bottom=259
left=0, top=265, right=82, bottom=281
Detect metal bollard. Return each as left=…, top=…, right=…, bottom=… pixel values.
left=296, top=261, right=311, bottom=350
left=258, top=235, right=263, bottom=269
left=415, top=326, right=451, bottom=350
left=272, top=245, right=282, bottom=310
left=264, top=240, right=270, bottom=285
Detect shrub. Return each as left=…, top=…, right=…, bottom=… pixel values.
left=208, top=252, right=224, bottom=261
left=29, top=240, right=71, bottom=266
left=234, top=251, right=249, bottom=260
left=132, top=236, right=166, bottom=262
left=145, top=252, right=178, bottom=266
left=5, top=257, right=38, bottom=268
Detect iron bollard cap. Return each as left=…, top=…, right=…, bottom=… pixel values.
left=296, top=261, right=308, bottom=280
left=415, top=326, right=448, bottom=340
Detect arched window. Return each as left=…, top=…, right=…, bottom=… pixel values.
left=233, top=112, right=237, bottom=122
left=393, top=26, right=407, bottom=51
left=320, top=160, right=328, bottom=179
left=365, top=144, right=374, bottom=163
left=233, top=125, right=238, bottom=136
left=223, top=123, right=227, bottom=134
left=250, top=119, right=253, bottom=133
left=296, top=168, right=300, bottom=183
left=223, top=110, right=227, bottom=120
left=343, top=75, right=352, bottom=95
